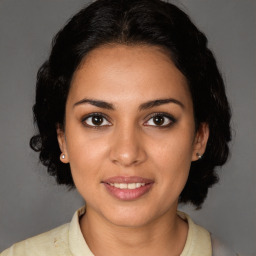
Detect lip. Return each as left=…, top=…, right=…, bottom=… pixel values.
left=102, top=176, right=154, bottom=201
left=103, top=176, right=154, bottom=184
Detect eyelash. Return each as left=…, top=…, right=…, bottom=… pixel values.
left=81, top=112, right=176, bottom=129
left=144, top=112, right=176, bottom=128
left=81, top=112, right=111, bottom=129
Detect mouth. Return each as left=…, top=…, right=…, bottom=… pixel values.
left=107, top=182, right=146, bottom=189
left=102, top=176, right=154, bottom=201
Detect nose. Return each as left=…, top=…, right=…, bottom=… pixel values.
left=109, top=125, right=147, bottom=167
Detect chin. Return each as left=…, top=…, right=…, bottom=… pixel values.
left=102, top=205, right=160, bottom=228
left=109, top=215, right=152, bottom=228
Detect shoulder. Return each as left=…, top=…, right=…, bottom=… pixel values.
left=211, top=235, right=239, bottom=256
left=0, top=223, right=72, bottom=256
left=178, top=211, right=239, bottom=256
left=1, top=206, right=91, bottom=256
left=178, top=211, right=212, bottom=255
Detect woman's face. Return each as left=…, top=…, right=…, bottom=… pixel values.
left=58, top=44, right=208, bottom=227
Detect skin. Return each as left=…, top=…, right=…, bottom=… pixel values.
left=57, top=44, right=209, bottom=256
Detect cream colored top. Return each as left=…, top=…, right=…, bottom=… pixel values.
left=1, top=207, right=235, bottom=256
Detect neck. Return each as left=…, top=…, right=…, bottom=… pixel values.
left=80, top=206, right=188, bottom=256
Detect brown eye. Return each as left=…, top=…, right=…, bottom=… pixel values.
left=91, top=116, right=103, bottom=125
left=144, top=113, right=176, bottom=127
left=83, top=114, right=111, bottom=127
left=153, top=115, right=165, bottom=126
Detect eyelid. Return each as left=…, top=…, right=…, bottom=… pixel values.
left=81, top=112, right=176, bottom=128
left=143, top=112, right=176, bottom=127
left=81, top=112, right=112, bottom=128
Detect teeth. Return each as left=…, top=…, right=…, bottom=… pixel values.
left=136, top=183, right=145, bottom=188
left=120, top=183, right=128, bottom=189
left=128, top=183, right=136, bottom=189
left=109, top=183, right=146, bottom=189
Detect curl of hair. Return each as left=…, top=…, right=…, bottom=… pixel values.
left=30, top=0, right=231, bottom=207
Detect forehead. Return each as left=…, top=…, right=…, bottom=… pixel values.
left=69, top=44, right=191, bottom=106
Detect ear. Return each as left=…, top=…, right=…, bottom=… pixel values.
left=192, top=122, right=209, bottom=161
left=56, top=125, right=69, bottom=164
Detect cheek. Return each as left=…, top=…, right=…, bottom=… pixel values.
left=150, top=147, right=191, bottom=211
left=150, top=126, right=194, bottom=163
left=149, top=128, right=194, bottom=186
left=64, top=126, right=109, bottom=185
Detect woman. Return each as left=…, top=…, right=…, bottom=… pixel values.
left=1, top=0, right=237, bottom=255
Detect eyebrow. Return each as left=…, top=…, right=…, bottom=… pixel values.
left=73, top=98, right=184, bottom=110
left=73, top=98, right=114, bottom=110
left=139, top=98, right=184, bottom=111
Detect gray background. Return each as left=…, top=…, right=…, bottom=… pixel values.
left=0, top=0, right=255, bottom=255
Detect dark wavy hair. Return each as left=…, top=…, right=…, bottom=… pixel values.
left=30, top=0, right=231, bottom=208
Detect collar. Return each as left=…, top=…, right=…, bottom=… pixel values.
left=68, top=206, right=212, bottom=256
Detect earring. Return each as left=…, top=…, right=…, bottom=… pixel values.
left=196, top=152, right=202, bottom=159
left=61, top=154, right=65, bottom=159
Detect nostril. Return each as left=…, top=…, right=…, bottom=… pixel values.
left=109, top=131, right=147, bottom=166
